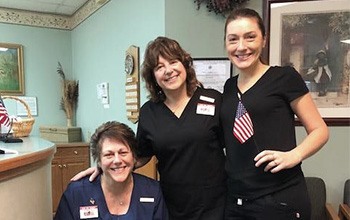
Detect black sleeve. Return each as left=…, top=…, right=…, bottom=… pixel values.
left=136, top=104, right=155, bottom=158
left=282, top=66, right=309, bottom=103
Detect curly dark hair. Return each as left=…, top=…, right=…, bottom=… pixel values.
left=90, top=121, right=137, bottom=171
left=141, top=36, right=201, bottom=102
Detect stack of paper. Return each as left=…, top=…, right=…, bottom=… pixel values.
left=0, top=147, right=18, bottom=154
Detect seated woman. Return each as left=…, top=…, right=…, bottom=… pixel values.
left=54, top=121, right=169, bottom=220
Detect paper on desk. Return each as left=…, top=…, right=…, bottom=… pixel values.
left=0, top=147, right=18, bottom=154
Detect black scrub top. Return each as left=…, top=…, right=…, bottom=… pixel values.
left=220, top=66, right=309, bottom=200
left=137, top=87, right=226, bottom=219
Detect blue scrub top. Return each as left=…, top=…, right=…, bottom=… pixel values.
left=54, top=173, right=169, bottom=220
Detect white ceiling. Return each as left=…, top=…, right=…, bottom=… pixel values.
left=0, top=0, right=89, bottom=16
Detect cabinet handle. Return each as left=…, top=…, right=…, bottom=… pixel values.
left=74, top=150, right=78, bottom=155
left=63, top=164, right=67, bottom=168
left=58, top=165, right=62, bottom=168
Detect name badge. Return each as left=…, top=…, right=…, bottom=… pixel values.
left=196, top=103, right=215, bottom=116
left=199, top=95, right=215, bottom=103
left=140, top=197, right=155, bottom=203
left=80, top=205, right=98, bottom=219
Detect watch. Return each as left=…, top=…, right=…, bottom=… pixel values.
left=125, top=54, right=134, bottom=75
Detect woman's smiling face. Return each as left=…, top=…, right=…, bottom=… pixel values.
left=225, top=17, right=266, bottom=71
left=153, top=55, right=187, bottom=93
left=99, top=138, right=134, bottom=183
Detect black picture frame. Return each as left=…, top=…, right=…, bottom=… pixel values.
left=263, top=0, right=350, bottom=126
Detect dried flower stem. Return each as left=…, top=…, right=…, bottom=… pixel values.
left=57, top=62, right=79, bottom=123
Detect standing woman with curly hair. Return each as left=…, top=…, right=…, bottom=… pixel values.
left=136, top=36, right=226, bottom=219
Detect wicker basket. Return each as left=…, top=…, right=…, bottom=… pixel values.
left=2, top=96, right=35, bottom=137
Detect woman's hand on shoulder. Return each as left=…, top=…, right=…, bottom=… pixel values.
left=70, top=167, right=100, bottom=182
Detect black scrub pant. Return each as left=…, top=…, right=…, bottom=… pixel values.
left=225, top=180, right=311, bottom=220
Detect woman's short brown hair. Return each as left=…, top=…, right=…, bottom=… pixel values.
left=90, top=121, right=137, bottom=171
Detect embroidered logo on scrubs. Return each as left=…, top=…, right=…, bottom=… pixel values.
left=80, top=205, right=98, bottom=219
left=140, top=197, right=155, bottom=203
left=196, top=103, right=215, bottom=116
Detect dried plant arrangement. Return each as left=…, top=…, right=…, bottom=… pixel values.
left=57, top=62, right=79, bottom=127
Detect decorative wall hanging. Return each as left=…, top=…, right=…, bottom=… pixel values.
left=125, top=45, right=140, bottom=124
left=194, top=0, right=249, bottom=16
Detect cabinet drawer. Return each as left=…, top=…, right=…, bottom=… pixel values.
left=56, top=147, right=89, bottom=159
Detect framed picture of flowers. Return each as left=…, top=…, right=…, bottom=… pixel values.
left=0, top=43, right=24, bottom=95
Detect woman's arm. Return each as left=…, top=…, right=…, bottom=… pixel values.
left=153, top=185, right=169, bottom=220
left=54, top=190, right=75, bottom=219
left=290, top=92, right=329, bottom=160
left=254, top=93, right=329, bottom=173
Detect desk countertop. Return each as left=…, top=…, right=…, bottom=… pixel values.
left=0, top=136, right=56, bottom=179
left=0, top=136, right=56, bottom=219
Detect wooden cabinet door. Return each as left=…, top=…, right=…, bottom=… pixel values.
left=61, top=157, right=90, bottom=192
left=51, top=158, right=63, bottom=213
left=52, top=143, right=90, bottom=214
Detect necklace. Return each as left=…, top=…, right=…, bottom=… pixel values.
left=171, top=103, right=181, bottom=114
left=116, top=183, right=132, bottom=206
left=101, top=175, right=133, bottom=208
left=167, top=96, right=190, bottom=114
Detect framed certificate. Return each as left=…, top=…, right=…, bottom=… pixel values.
left=193, top=58, right=233, bottom=93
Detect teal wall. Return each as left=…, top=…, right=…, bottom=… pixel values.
left=165, top=0, right=227, bottom=58
left=0, top=0, right=348, bottom=209
left=0, top=23, right=72, bottom=132
left=165, top=0, right=262, bottom=60
left=71, top=0, right=165, bottom=138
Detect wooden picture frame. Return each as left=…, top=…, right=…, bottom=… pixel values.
left=0, top=43, right=24, bottom=95
left=263, top=0, right=350, bottom=126
left=193, top=58, right=233, bottom=93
